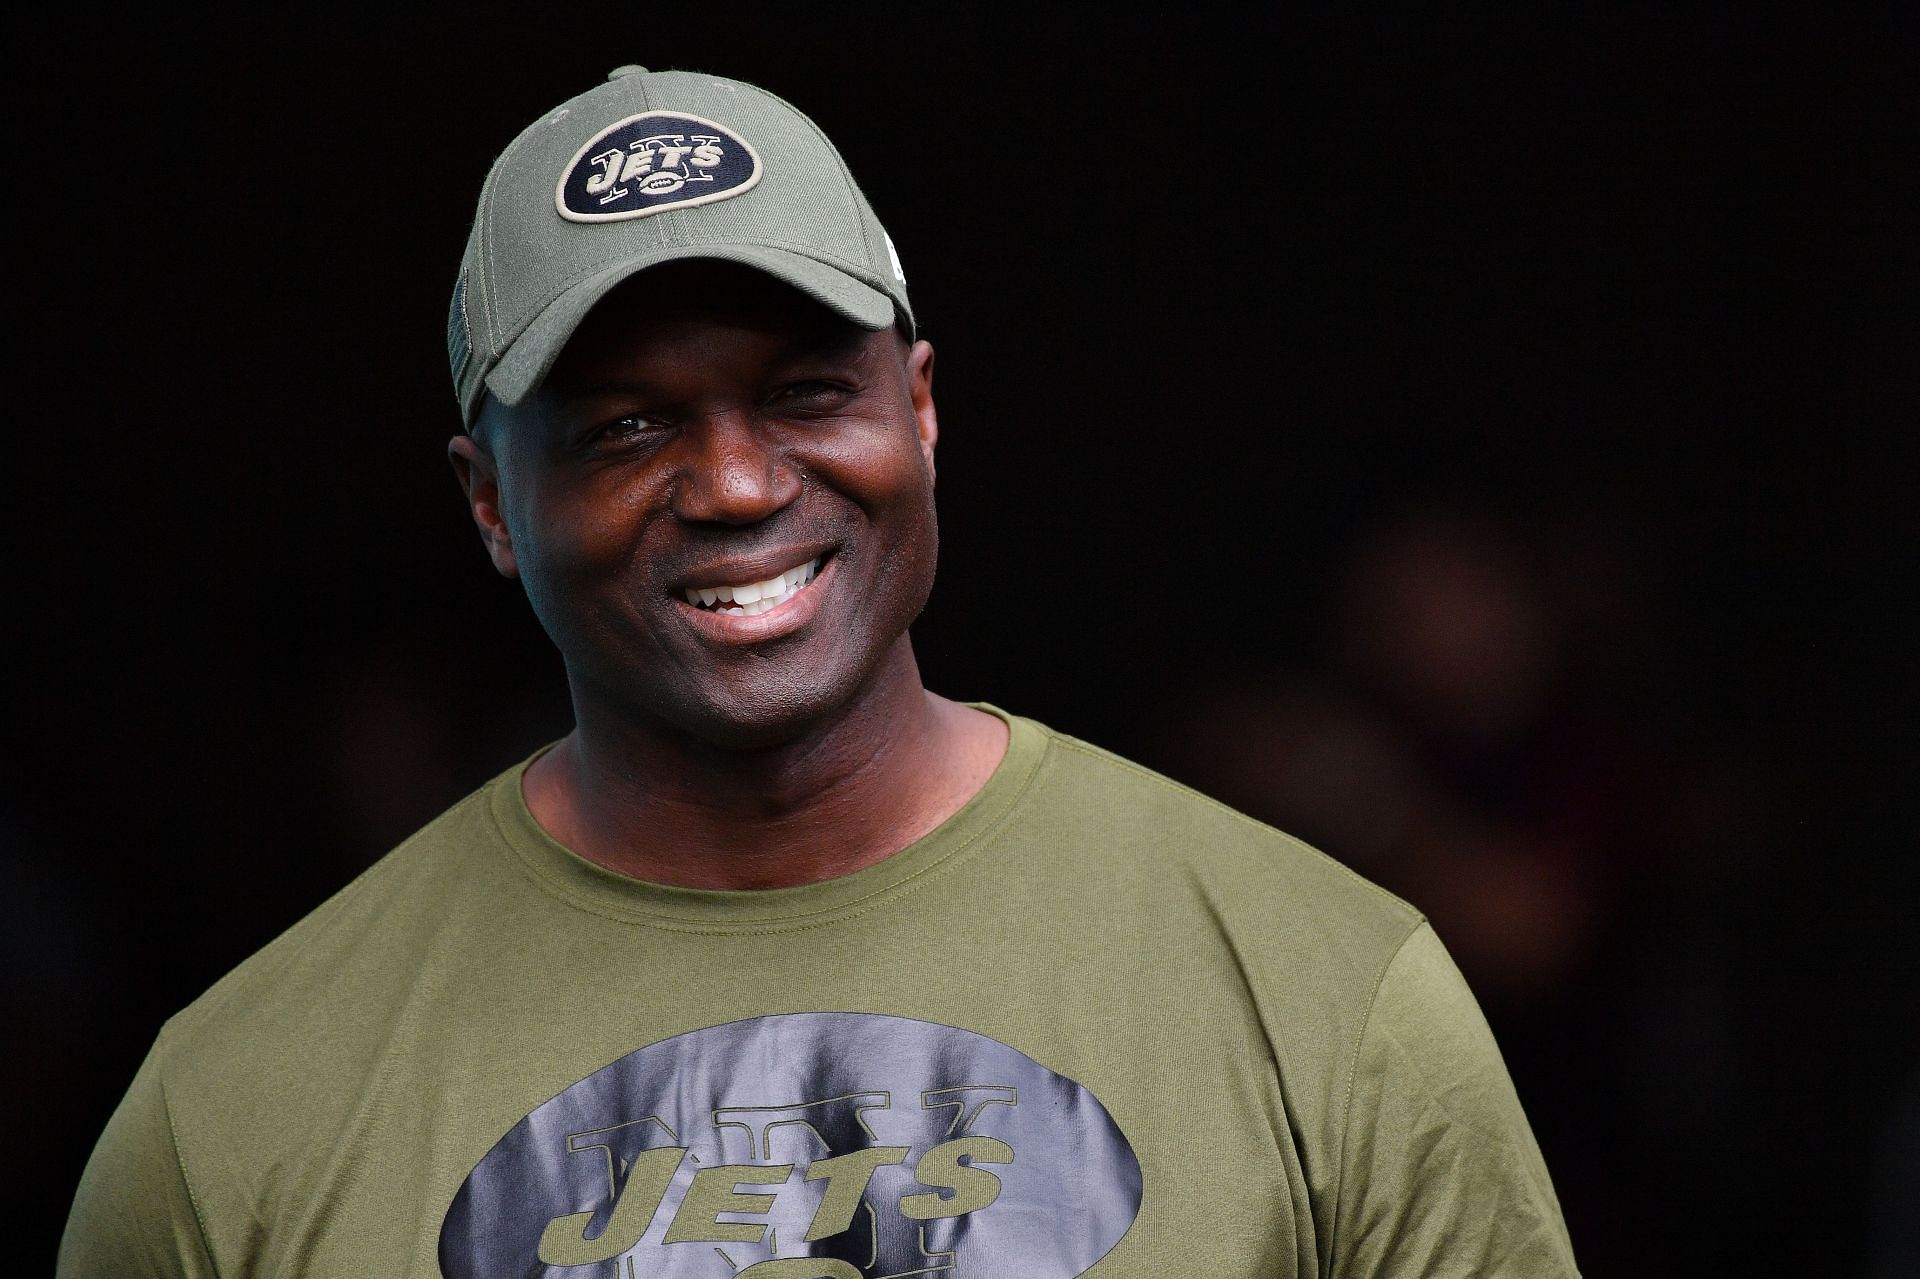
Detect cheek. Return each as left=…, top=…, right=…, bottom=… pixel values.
left=809, top=435, right=938, bottom=601
left=810, top=430, right=939, bottom=610
left=508, top=481, right=664, bottom=641
left=509, top=520, right=597, bottom=652
left=799, top=422, right=935, bottom=515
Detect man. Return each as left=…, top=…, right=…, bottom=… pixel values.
left=61, top=67, right=1578, bottom=1277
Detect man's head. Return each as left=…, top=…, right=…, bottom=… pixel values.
left=447, top=65, right=913, bottom=428
left=446, top=69, right=938, bottom=750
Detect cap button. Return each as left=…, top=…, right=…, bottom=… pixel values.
left=607, top=65, right=648, bottom=80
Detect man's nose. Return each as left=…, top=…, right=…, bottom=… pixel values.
left=668, top=413, right=801, bottom=525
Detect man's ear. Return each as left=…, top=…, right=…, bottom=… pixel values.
left=907, top=338, right=938, bottom=483
left=447, top=431, right=519, bottom=580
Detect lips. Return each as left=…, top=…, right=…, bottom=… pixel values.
left=669, top=550, right=838, bottom=645
left=681, top=555, right=823, bottom=616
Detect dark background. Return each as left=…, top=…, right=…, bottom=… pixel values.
left=10, top=7, right=1915, bottom=1274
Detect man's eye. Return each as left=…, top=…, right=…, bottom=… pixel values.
left=771, top=380, right=853, bottom=409
left=588, top=414, right=669, bottom=444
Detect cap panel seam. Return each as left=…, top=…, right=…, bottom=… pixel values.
left=478, top=135, right=532, bottom=357
left=740, top=82, right=881, bottom=271
left=480, top=107, right=576, bottom=357
left=479, top=165, right=506, bottom=357
left=475, top=100, right=582, bottom=360
left=469, top=192, right=492, bottom=366
left=631, top=74, right=691, bottom=250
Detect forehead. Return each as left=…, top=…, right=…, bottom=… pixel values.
left=548, top=259, right=884, bottom=389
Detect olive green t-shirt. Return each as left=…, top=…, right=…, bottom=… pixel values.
left=61, top=710, right=1578, bottom=1277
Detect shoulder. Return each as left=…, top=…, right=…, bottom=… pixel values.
left=170, top=782, right=495, bottom=1037
left=146, top=771, right=517, bottom=1136
left=73, top=772, right=521, bottom=1269
left=1015, top=715, right=1424, bottom=953
left=997, top=713, right=1430, bottom=1071
left=999, top=715, right=1458, bottom=1197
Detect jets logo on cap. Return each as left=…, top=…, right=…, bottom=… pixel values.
left=556, top=111, right=762, bottom=222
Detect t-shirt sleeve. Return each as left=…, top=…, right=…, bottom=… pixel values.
left=1330, top=922, right=1580, bottom=1277
left=59, top=1037, right=219, bottom=1278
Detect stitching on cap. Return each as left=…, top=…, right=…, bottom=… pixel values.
left=741, top=82, right=882, bottom=272
left=479, top=111, right=563, bottom=357
left=479, top=171, right=503, bottom=357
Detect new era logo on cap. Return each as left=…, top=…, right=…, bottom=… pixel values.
left=555, top=111, right=761, bottom=222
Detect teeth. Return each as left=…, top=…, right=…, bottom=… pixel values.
left=684, top=557, right=822, bottom=613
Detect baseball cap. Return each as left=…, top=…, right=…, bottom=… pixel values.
left=447, top=65, right=914, bottom=426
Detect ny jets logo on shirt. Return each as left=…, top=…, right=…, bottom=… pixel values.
left=439, top=1013, right=1141, bottom=1278
left=557, top=111, right=762, bottom=222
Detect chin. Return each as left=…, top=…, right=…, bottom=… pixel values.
left=644, top=658, right=891, bottom=753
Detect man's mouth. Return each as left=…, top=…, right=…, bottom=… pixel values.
left=681, top=556, right=824, bottom=616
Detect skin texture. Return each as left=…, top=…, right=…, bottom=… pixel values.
left=448, top=260, right=1006, bottom=889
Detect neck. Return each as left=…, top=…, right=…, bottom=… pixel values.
left=521, top=639, right=1007, bottom=889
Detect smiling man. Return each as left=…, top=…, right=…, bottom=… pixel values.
left=62, top=68, right=1579, bottom=1278
left=451, top=258, right=1005, bottom=892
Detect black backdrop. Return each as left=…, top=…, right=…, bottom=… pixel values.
left=11, top=8, right=1915, bottom=1274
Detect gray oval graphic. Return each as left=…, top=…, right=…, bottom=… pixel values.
left=441, top=1012, right=1140, bottom=1277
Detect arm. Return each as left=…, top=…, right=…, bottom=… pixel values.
left=60, top=1039, right=219, bottom=1278
left=1331, top=923, right=1580, bottom=1277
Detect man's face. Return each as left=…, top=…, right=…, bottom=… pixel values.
left=451, top=260, right=939, bottom=749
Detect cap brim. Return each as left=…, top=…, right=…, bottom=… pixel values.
left=483, top=245, right=899, bottom=412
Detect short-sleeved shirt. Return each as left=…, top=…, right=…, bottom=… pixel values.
left=61, top=709, right=1579, bottom=1276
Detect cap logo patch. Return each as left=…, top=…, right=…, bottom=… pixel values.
left=556, top=111, right=761, bottom=223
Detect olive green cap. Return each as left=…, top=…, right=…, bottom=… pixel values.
left=447, top=66, right=913, bottom=426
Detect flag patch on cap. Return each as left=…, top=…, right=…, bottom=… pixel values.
left=555, top=111, right=761, bottom=222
